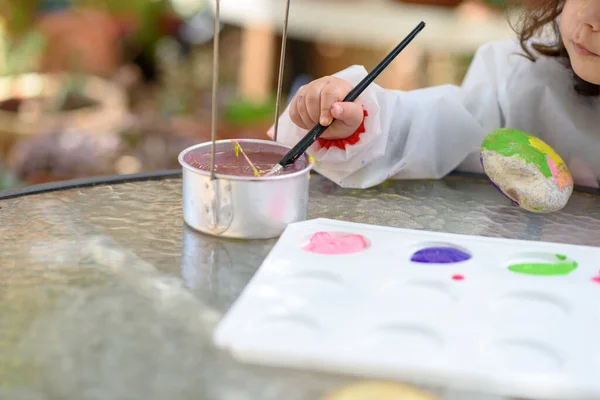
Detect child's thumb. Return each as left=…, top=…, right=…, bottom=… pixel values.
left=330, top=102, right=363, bottom=128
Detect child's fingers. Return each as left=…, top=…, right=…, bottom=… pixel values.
left=328, top=101, right=364, bottom=138
left=320, top=83, right=352, bottom=126
left=289, top=90, right=310, bottom=129
left=331, top=102, right=363, bottom=126
left=305, top=84, right=327, bottom=124
left=289, top=77, right=355, bottom=132
left=296, top=90, right=317, bottom=129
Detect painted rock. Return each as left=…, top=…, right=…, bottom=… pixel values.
left=480, top=128, right=573, bottom=213
left=322, top=381, right=438, bottom=400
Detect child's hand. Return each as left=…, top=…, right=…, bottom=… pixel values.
left=289, top=77, right=364, bottom=140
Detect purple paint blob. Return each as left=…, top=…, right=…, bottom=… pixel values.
left=411, top=247, right=471, bottom=264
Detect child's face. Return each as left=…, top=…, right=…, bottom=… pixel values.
left=561, top=0, right=600, bottom=84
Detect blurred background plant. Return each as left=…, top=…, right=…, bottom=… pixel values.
left=0, top=0, right=268, bottom=187
left=0, top=0, right=510, bottom=190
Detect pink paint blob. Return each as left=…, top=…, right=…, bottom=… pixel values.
left=452, top=274, right=465, bottom=281
left=546, top=154, right=573, bottom=190
left=547, top=154, right=559, bottom=176
left=303, top=232, right=367, bottom=255
left=591, top=277, right=600, bottom=284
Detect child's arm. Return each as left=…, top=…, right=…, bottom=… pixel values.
left=271, top=41, right=514, bottom=188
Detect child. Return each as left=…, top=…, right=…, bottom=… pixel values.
left=267, top=0, right=600, bottom=189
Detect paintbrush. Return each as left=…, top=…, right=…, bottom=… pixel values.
left=265, top=21, right=426, bottom=176
left=233, top=141, right=262, bottom=176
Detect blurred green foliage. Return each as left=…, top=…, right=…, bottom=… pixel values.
left=0, top=165, right=23, bottom=190
left=2, top=0, right=171, bottom=48
left=0, top=29, right=46, bottom=75
left=224, top=97, right=277, bottom=127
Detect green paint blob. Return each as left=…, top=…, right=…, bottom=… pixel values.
left=508, top=259, right=578, bottom=276
left=555, top=254, right=567, bottom=261
left=481, top=128, right=552, bottom=178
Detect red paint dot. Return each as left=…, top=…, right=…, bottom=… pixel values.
left=452, top=274, right=464, bottom=281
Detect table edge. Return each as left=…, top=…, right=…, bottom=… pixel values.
left=0, top=170, right=598, bottom=200
left=0, top=169, right=182, bottom=200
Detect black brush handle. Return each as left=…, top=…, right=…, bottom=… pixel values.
left=277, top=21, right=426, bottom=168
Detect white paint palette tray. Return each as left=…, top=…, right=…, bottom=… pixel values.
left=213, top=218, right=600, bottom=400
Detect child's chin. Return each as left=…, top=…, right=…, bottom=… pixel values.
left=572, top=64, right=600, bottom=86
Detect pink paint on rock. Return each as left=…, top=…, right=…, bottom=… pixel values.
left=303, top=232, right=367, bottom=255
left=547, top=154, right=559, bottom=177
left=546, top=154, right=573, bottom=190
left=592, top=277, right=600, bottom=284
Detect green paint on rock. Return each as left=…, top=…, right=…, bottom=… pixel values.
left=481, top=128, right=552, bottom=178
left=508, top=254, right=577, bottom=276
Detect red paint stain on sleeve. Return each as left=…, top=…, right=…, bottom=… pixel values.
left=317, top=109, right=369, bottom=150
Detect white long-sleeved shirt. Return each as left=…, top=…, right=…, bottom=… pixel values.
left=272, top=39, right=600, bottom=189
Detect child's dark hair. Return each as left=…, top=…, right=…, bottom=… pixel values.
left=514, top=0, right=600, bottom=96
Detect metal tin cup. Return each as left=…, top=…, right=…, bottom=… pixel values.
left=178, top=139, right=314, bottom=239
